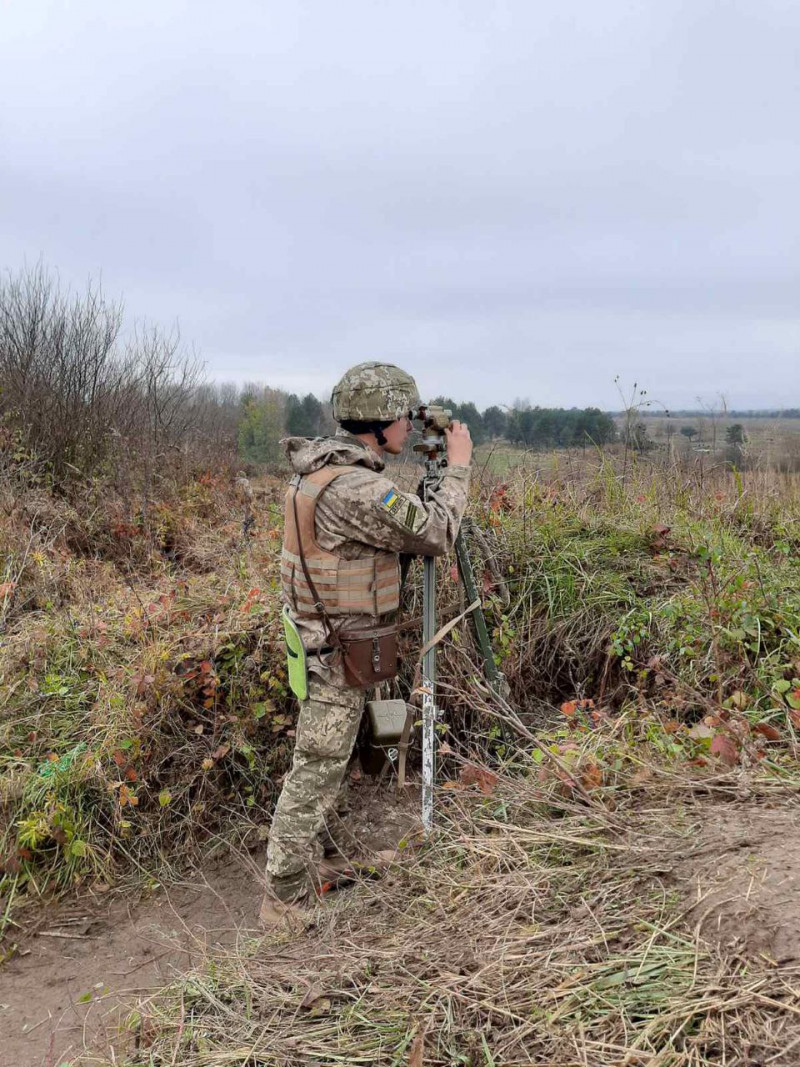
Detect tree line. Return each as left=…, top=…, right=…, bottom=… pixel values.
left=1, top=265, right=622, bottom=484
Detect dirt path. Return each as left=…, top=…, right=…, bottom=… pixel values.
left=0, top=779, right=420, bottom=1067
left=0, top=850, right=264, bottom=1067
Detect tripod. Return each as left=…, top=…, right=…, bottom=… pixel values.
left=416, top=410, right=509, bottom=832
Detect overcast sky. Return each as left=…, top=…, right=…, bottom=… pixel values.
left=1, top=1, right=798, bottom=410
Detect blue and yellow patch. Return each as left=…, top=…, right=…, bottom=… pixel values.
left=381, top=488, right=401, bottom=512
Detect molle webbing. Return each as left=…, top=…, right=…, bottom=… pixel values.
left=281, top=465, right=401, bottom=617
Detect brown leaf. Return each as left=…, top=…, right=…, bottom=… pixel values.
left=212, top=744, right=231, bottom=760
left=631, top=766, right=653, bottom=787
left=124, top=767, right=138, bottom=782
left=754, top=722, right=781, bottom=741
left=300, top=982, right=324, bottom=1009
left=459, top=764, right=499, bottom=795
left=710, top=733, right=739, bottom=766
left=112, top=750, right=126, bottom=766
left=580, top=761, right=603, bottom=790
left=408, top=1027, right=426, bottom=1067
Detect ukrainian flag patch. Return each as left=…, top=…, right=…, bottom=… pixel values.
left=381, top=488, right=401, bottom=512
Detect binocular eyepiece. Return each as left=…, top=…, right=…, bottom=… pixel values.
left=412, top=404, right=452, bottom=456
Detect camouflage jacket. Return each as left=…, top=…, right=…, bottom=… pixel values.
left=281, top=429, right=470, bottom=667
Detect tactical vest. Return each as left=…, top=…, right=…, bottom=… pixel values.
left=281, top=465, right=401, bottom=617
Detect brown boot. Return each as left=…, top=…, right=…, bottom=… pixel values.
left=317, top=849, right=399, bottom=891
left=258, top=891, right=313, bottom=932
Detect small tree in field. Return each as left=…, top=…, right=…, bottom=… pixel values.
left=680, top=426, right=698, bottom=441
left=725, top=423, right=745, bottom=445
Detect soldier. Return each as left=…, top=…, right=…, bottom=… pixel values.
left=260, top=361, right=473, bottom=927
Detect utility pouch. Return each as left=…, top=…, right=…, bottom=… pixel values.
left=361, top=698, right=411, bottom=776
left=282, top=605, right=309, bottom=701
left=366, top=699, right=409, bottom=743
left=342, top=625, right=398, bottom=688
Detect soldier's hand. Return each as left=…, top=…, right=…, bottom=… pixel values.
left=445, top=420, right=473, bottom=467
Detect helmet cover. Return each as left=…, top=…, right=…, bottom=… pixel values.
left=331, top=361, right=420, bottom=422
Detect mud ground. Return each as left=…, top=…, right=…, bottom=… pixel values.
left=4, top=783, right=800, bottom=1066
left=0, top=778, right=420, bottom=1067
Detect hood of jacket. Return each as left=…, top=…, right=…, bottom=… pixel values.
left=281, top=429, right=386, bottom=475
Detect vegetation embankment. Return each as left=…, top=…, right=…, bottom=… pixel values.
left=108, top=452, right=800, bottom=1067
left=3, top=439, right=800, bottom=933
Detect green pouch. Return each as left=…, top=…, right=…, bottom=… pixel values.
left=282, top=605, right=309, bottom=701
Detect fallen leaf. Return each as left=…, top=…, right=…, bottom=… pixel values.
left=581, top=761, right=603, bottom=790
left=459, top=764, right=499, bottom=795
left=754, top=722, right=781, bottom=742
left=300, top=982, right=324, bottom=1009
left=710, top=733, right=739, bottom=766
left=409, top=1026, right=426, bottom=1067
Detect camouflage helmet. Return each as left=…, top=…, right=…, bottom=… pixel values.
left=331, top=361, right=420, bottom=423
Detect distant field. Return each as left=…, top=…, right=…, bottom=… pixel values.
left=630, top=414, right=800, bottom=469
left=465, top=418, right=800, bottom=477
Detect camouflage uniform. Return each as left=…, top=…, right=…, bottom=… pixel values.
left=265, top=415, right=470, bottom=901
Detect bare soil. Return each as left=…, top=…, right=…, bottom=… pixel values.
left=0, top=778, right=420, bottom=1067
left=673, top=797, right=800, bottom=964
left=5, top=783, right=800, bottom=1067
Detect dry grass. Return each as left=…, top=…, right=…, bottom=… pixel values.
left=116, top=730, right=800, bottom=1066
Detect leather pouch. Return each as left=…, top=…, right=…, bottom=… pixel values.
left=342, top=626, right=398, bottom=687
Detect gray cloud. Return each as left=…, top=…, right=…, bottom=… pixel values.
left=1, top=0, right=798, bottom=409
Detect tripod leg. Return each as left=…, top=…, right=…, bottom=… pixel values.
left=454, top=527, right=513, bottom=744
left=421, top=552, right=437, bottom=833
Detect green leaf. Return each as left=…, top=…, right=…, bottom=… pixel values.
left=158, top=790, right=172, bottom=807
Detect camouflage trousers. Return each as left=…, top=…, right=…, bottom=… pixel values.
left=265, top=675, right=366, bottom=901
